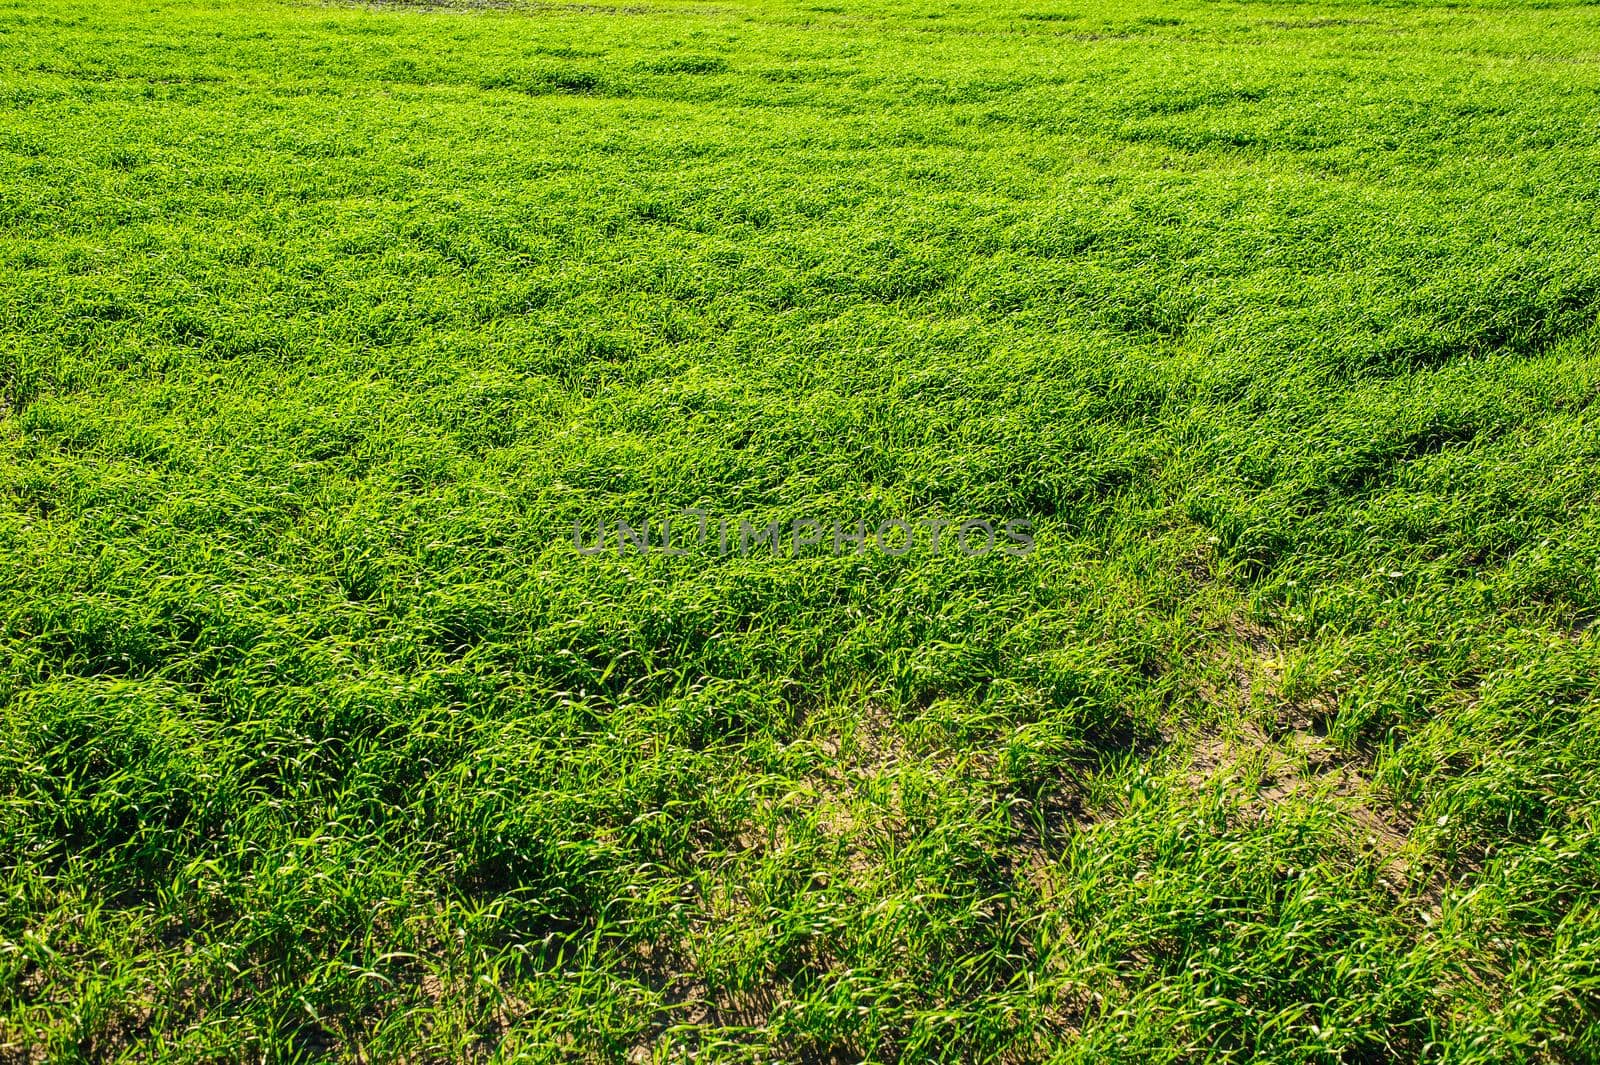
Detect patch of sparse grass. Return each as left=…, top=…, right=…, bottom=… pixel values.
left=2, top=0, right=1599, bottom=1059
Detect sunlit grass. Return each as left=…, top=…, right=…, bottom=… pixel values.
left=1, top=0, right=1598, bottom=1058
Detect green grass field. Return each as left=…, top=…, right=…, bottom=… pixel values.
left=3, top=0, right=1600, bottom=1058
